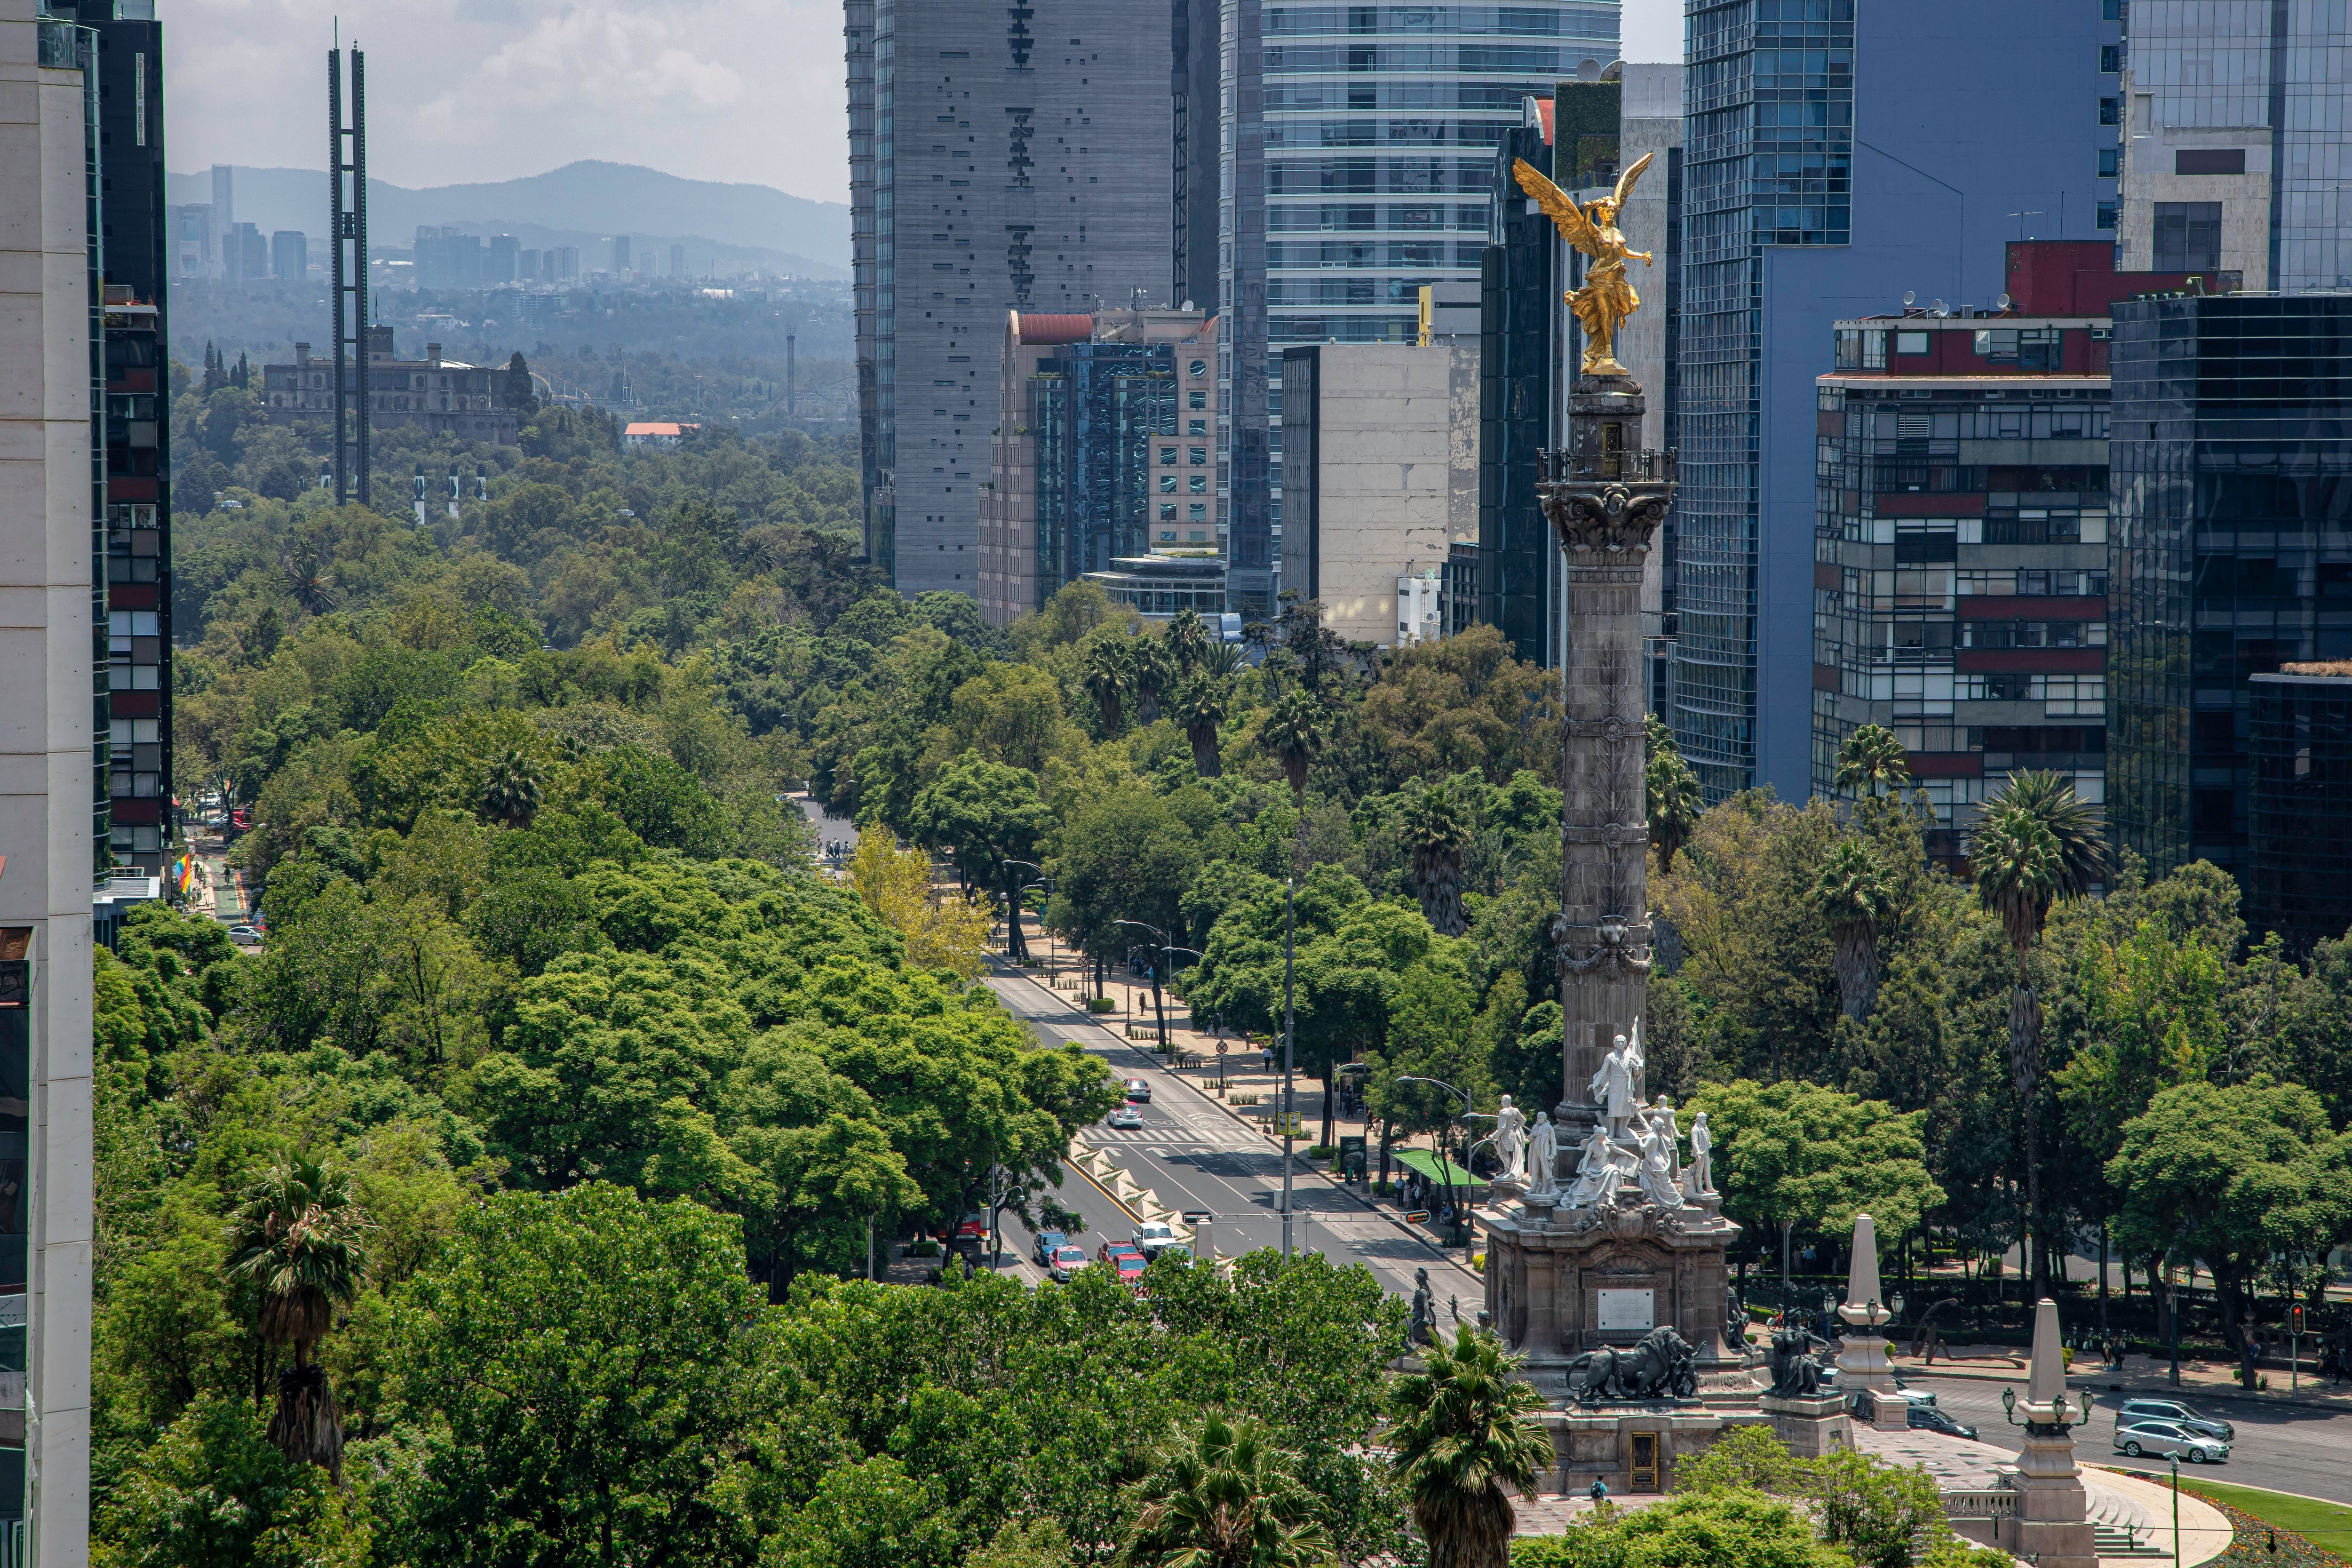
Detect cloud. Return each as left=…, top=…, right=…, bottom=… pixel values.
left=163, top=0, right=850, bottom=201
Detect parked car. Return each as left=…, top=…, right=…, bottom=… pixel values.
left=1123, top=1078, right=1152, bottom=1103
left=1131, top=1220, right=1180, bottom=1257
left=1031, top=1229, right=1068, bottom=1268
left=1048, top=1245, right=1089, bottom=1283
left=227, top=924, right=262, bottom=945
left=2117, top=1400, right=2233, bottom=1443
left=2114, top=1419, right=2229, bottom=1464
left=1907, top=1404, right=1979, bottom=1441
left=1107, top=1105, right=1145, bottom=1130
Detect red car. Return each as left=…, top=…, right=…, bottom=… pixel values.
left=1106, top=1250, right=1147, bottom=1288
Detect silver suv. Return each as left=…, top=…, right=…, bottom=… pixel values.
left=2116, top=1399, right=2234, bottom=1443
left=2114, top=1419, right=2230, bottom=1465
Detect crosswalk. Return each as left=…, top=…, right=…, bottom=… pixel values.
left=1081, top=1125, right=1263, bottom=1152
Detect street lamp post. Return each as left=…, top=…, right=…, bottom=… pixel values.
left=1281, top=876, right=1296, bottom=1262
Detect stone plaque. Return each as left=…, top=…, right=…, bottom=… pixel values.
left=1597, top=1288, right=1655, bottom=1333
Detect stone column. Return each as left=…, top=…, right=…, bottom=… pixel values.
left=1999, top=1298, right=2098, bottom=1568
left=1539, top=377, right=1675, bottom=1141
left=1835, top=1212, right=1907, bottom=1428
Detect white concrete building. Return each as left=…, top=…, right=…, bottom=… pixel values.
left=0, top=3, right=99, bottom=1559
left=1279, top=342, right=1479, bottom=649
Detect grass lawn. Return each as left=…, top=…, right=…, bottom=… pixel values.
left=2176, top=1478, right=2352, bottom=1560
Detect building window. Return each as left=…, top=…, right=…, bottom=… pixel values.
left=1188, top=359, right=1207, bottom=377
left=1160, top=476, right=1177, bottom=493
left=2097, top=148, right=2119, bottom=178
left=1160, top=446, right=1177, bottom=465
left=2153, top=202, right=2222, bottom=271
left=1188, top=446, right=1207, bottom=465
left=2099, top=44, right=2119, bottom=72
left=1894, top=330, right=1930, bottom=356
left=1160, top=503, right=1177, bottom=520
left=2097, top=201, right=2118, bottom=231
left=2175, top=149, right=2246, bottom=176
left=1189, top=475, right=1208, bottom=494
left=2098, top=96, right=2120, bottom=125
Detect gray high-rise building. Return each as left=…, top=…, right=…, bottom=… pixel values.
left=2116, top=0, right=2352, bottom=291
left=1215, top=0, right=1619, bottom=618
left=610, top=233, right=631, bottom=275
left=271, top=229, right=306, bottom=280
left=845, top=0, right=1176, bottom=595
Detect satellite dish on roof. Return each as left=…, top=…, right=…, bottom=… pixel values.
left=1902, top=291, right=1915, bottom=306
left=1577, top=57, right=1602, bottom=80
left=1998, top=292, right=2013, bottom=310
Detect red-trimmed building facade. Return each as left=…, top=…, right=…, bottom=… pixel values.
left=1810, top=242, right=2202, bottom=867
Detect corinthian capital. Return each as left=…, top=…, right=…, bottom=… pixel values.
left=1541, top=482, right=1671, bottom=557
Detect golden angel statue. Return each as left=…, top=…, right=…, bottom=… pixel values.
left=1512, top=151, right=1654, bottom=378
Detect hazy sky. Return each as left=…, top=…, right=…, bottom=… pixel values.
left=166, top=0, right=1681, bottom=205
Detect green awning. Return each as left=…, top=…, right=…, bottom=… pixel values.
left=1393, top=1149, right=1477, bottom=1186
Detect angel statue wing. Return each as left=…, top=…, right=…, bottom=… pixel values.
left=1611, top=150, right=1655, bottom=214
left=1511, top=157, right=1602, bottom=257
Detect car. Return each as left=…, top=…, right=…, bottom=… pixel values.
left=2117, top=1400, right=2233, bottom=1443
left=1131, top=1220, right=1180, bottom=1257
left=1907, top=1404, right=1979, bottom=1441
left=1098, top=1240, right=1144, bottom=1266
left=1107, top=1105, right=1145, bottom=1130
left=2113, top=1419, right=2229, bottom=1464
left=227, top=923, right=262, bottom=944
left=1108, top=1251, right=1148, bottom=1288
left=1032, top=1229, right=1069, bottom=1268
left=1048, top=1244, right=1089, bottom=1283
left=1123, top=1078, right=1152, bottom=1102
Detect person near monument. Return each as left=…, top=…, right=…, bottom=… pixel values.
left=1685, top=1110, right=1714, bottom=1195
left=1495, top=1095, right=1528, bottom=1182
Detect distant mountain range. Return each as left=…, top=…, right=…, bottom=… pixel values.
left=165, top=160, right=850, bottom=278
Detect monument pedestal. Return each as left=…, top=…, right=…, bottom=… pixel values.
left=1543, top=1402, right=1767, bottom=1496
left=1759, top=1393, right=1851, bottom=1457
left=1482, top=1188, right=1747, bottom=1401
left=1994, top=1426, right=2099, bottom=1568
left=1836, top=1333, right=1909, bottom=1430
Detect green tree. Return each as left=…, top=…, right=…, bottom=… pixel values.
left=908, top=752, right=1053, bottom=960
left=1387, top=1326, right=1552, bottom=1568
left=95, top=1396, right=370, bottom=1568
left=1973, top=770, right=2108, bottom=1297
left=1082, top=631, right=1133, bottom=735
left=1260, top=689, right=1324, bottom=800
left=225, top=1157, right=373, bottom=1475
left=1049, top=781, right=1202, bottom=987
left=1170, top=672, right=1231, bottom=779
left=1646, top=748, right=1704, bottom=875
left=482, top=746, right=544, bottom=828
left=1404, top=785, right=1473, bottom=938
left=384, top=1184, right=783, bottom=1566
left=1816, top=837, right=1895, bottom=1022
left=1120, top=1410, right=1332, bottom=1568
left=1835, top=724, right=1912, bottom=801
left=1685, top=1079, right=1944, bottom=1300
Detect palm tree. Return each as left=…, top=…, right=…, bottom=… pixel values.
left=1083, top=634, right=1132, bottom=735
left=1169, top=672, right=1230, bottom=778
left=280, top=542, right=340, bottom=616
left=1972, top=770, right=2108, bottom=1297
left=483, top=747, right=544, bottom=827
left=226, top=1156, right=372, bottom=1477
left=1404, top=786, right=1472, bottom=937
left=1132, top=636, right=1175, bottom=726
left=1645, top=748, right=1704, bottom=875
left=1203, top=639, right=1249, bottom=680
left=1259, top=688, right=1324, bottom=799
left=1121, top=1410, right=1330, bottom=1568
left=1835, top=724, right=1913, bottom=801
left=1167, top=606, right=1213, bottom=676
left=1388, top=1326, right=1554, bottom=1568
left=1816, top=836, right=1894, bottom=1020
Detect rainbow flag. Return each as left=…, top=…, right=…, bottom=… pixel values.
left=173, top=854, right=197, bottom=896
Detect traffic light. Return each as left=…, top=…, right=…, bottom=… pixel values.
left=2289, top=1304, right=2306, bottom=1334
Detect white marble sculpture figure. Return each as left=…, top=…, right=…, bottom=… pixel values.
left=1649, top=1094, right=1682, bottom=1182
left=1526, top=1112, right=1561, bottom=1198
left=1588, top=1018, right=1645, bottom=1139
left=1495, top=1095, right=1528, bottom=1182
left=1563, top=1123, right=1622, bottom=1208
left=1635, top=1109, right=1684, bottom=1209
left=1685, top=1110, right=1715, bottom=1195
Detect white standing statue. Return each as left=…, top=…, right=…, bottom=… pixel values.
left=1526, top=1112, right=1561, bottom=1198
left=1588, top=1018, right=1645, bottom=1140
left=1495, top=1095, right=1528, bottom=1182
left=1635, top=1109, right=1684, bottom=1209
left=1650, top=1094, right=1682, bottom=1182
left=1685, top=1110, right=1715, bottom=1196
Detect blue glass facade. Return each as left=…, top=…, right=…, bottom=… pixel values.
left=1032, top=343, right=1180, bottom=592
left=1671, top=0, right=2115, bottom=801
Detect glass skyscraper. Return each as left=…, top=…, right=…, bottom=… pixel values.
left=1219, top=0, right=1621, bottom=616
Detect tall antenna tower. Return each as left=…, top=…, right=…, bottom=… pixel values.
left=328, top=42, right=369, bottom=506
